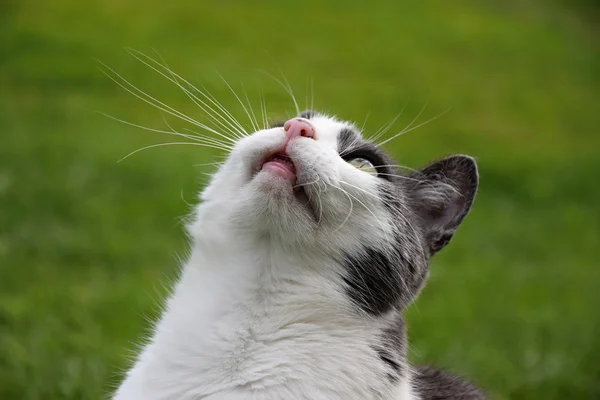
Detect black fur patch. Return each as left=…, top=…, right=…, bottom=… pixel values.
left=337, top=129, right=396, bottom=180
left=342, top=244, right=414, bottom=315
left=299, top=110, right=317, bottom=119
left=378, top=184, right=429, bottom=297
left=269, top=120, right=285, bottom=128
left=269, top=110, right=317, bottom=128
left=368, top=316, right=408, bottom=384
left=415, top=366, right=486, bottom=399
left=338, top=127, right=360, bottom=153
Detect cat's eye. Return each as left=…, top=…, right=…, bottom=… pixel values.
left=348, top=158, right=376, bottom=174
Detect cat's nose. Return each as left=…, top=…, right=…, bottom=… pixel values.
left=283, top=118, right=315, bottom=142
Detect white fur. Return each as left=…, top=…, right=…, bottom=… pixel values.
left=113, top=115, right=418, bottom=400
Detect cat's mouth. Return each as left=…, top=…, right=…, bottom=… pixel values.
left=260, top=152, right=297, bottom=184
left=256, top=148, right=317, bottom=217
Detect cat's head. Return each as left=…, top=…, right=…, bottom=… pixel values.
left=196, top=110, right=478, bottom=313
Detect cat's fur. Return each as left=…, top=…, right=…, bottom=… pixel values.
left=113, top=111, right=484, bottom=399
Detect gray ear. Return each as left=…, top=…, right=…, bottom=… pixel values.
left=408, top=155, right=479, bottom=255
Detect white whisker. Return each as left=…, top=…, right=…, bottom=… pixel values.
left=378, top=108, right=451, bottom=147
left=279, top=68, right=301, bottom=116
left=198, top=84, right=249, bottom=137
left=143, top=49, right=248, bottom=138
left=259, top=88, right=268, bottom=130
left=328, top=182, right=354, bottom=233
left=97, top=111, right=233, bottom=150
left=339, top=180, right=427, bottom=261
left=216, top=72, right=260, bottom=132
left=292, top=176, right=321, bottom=189
left=146, top=49, right=247, bottom=140
left=241, top=81, right=261, bottom=132
left=180, top=128, right=236, bottom=149
left=96, top=60, right=237, bottom=145
left=368, top=98, right=410, bottom=142
left=310, top=77, right=315, bottom=113
left=125, top=49, right=246, bottom=141
left=193, top=161, right=224, bottom=168
left=260, top=70, right=301, bottom=116
left=361, top=111, right=371, bottom=133
left=327, top=181, right=385, bottom=305
left=335, top=181, right=384, bottom=227
left=368, top=171, right=460, bottom=194
left=118, top=142, right=230, bottom=163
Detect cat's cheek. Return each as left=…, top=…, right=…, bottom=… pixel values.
left=288, top=141, right=341, bottom=183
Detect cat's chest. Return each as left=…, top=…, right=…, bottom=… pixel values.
left=182, top=306, right=394, bottom=399
left=142, top=275, right=396, bottom=399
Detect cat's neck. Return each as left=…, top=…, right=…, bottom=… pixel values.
left=117, top=220, right=416, bottom=400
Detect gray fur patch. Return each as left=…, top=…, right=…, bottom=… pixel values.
left=414, top=366, right=487, bottom=399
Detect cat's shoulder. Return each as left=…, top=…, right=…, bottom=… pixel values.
left=413, top=366, right=486, bottom=400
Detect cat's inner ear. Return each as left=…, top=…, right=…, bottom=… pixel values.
left=408, top=155, right=479, bottom=255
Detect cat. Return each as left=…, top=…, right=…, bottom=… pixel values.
left=113, top=109, right=485, bottom=400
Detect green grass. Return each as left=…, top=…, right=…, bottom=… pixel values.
left=1, top=0, right=598, bottom=399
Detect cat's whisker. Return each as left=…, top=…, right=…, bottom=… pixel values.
left=368, top=98, right=410, bottom=142
left=97, top=111, right=233, bottom=149
left=325, top=183, right=379, bottom=303
left=342, top=179, right=428, bottom=262
left=260, top=70, right=301, bottom=116
left=337, top=181, right=385, bottom=227
left=369, top=164, right=418, bottom=172
left=118, top=142, right=230, bottom=163
left=368, top=113, right=399, bottom=143
left=96, top=61, right=238, bottom=146
left=126, top=49, right=247, bottom=141
left=193, top=161, right=224, bottom=168
left=241, top=81, right=261, bottom=133
left=368, top=172, right=461, bottom=195
left=180, top=128, right=236, bottom=149
left=160, top=120, right=234, bottom=149
left=305, top=79, right=309, bottom=115
left=316, top=191, right=324, bottom=224
left=131, top=48, right=248, bottom=139
left=279, top=68, right=301, bottom=116
left=292, top=176, right=321, bottom=189
left=198, top=83, right=249, bottom=137
left=161, top=71, right=247, bottom=142
left=338, top=180, right=394, bottom=209
left=216, top=72, right=260, bottom=133
left=145, top=48, right=246, bottom=140
left=360, top=111, right=371, bottom=133
left=378, top=108, right=451, bottom=147
left=160, top=113, right=234, bottom=149
left=327, top=182, right=355, bottom=233
left=142, top=48, right=248, bottom=139
left=314, top=178, right=329, bottom=225
left=339, top=179, right=424, bottom=251
left=310, top=77, right=315, bottom=114
left=259, top=88, right=268, bottom=130
left=304, top=77, right=315, bottom=115
left=258, top=88, right=269, bottom=129
left=374, top=99, right=426, bottom=144
left=377, top=95, right=449, bottom=147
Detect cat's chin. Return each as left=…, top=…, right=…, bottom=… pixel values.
left=253, top=170, right=311, bottom=209
left=237, top=170, right=319, bottom=229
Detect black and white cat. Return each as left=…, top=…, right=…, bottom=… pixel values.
left=113, top=110, right=484, bottom=399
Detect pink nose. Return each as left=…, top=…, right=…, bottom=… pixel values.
left=284, top=118, right=315, bottom=142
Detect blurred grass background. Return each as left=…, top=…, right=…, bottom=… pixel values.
left=1, top=0, right=598, bottom=399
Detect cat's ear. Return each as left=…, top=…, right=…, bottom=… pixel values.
left=408, top=155, right=478, bottom=255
